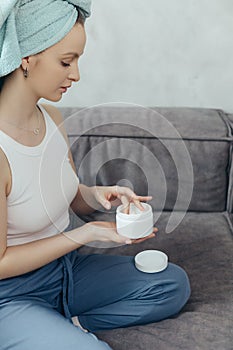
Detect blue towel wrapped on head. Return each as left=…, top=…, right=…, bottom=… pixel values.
left=0, top=0, right=91, bottom=78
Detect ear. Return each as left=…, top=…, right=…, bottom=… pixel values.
left=21, top=57, right=30, bottom=70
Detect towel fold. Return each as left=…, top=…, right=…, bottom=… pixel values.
left=0, top=0, right=91, bottom=77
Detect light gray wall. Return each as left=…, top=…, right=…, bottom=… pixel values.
left=45, top=0, right=233, bottom=112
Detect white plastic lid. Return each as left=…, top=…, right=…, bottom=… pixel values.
left=134, top=250, right=168, bottom=273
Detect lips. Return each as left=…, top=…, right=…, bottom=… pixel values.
left=60, top=86, right=71, bottom=93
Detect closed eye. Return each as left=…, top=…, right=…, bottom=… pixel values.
left=61, top=62, right=71, bottom=67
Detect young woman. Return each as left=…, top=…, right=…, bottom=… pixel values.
left=0, top=1, right=191, bottom=349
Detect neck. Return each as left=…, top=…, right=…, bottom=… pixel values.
left=0, top=72, right=40, bottom=124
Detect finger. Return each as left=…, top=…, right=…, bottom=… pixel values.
left=116, top=187, right=153, bottom=205
left=134, top=232, right=156, bottom=241
left=105, top=201, right=111, bottom=210
left=116, top=187, right=138, bottom=203
left=94, top=188, right=112, bottom=210
left=99, top=199, right=111, bottom=210
left=132, top=233, right=156, bottom=244
left=132, top=199, right=145, bottom=211
left=131, top=195, right=153, bottom=211
left=121, top=195, right=130, bottom=214
left=135, top=196, right=153, bottom=201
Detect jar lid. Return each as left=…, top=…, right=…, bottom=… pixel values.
left=134, top=250, right=168, bottom=273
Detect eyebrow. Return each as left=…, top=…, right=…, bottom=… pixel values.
left=61, top=52, right=83, bottom=58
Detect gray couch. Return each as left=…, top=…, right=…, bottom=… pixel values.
left=61, top=106, right=233, bottom=350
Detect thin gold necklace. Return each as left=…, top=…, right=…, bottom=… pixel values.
left=2, top=106, right=41, bottom=135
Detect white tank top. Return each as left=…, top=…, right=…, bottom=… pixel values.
left=0, top=104, right=79, bottom=246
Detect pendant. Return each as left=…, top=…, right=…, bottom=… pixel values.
left=33, top=128, right=40, bottom=135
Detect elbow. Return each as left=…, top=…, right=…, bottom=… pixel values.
left=0, top=250, right=10, bottom=280
left=0, top=259, right=6, bottom=280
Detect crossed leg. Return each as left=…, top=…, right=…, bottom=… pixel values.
left=70, top=254, right=191, bottom=332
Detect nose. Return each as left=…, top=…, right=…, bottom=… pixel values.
left=68, top=63, right=80, bottom=82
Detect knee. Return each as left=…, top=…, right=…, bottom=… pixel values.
left=170, top=263, right=191, bottom=313
left=145, top=263, right=191, bottom=322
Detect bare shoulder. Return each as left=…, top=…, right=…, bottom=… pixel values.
left=40, top=103, right=77, bottom=172
left=41, top=103, right=69, bottom=143
left=40, top=103, right=64, bottom=127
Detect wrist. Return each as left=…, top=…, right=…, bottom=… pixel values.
left=63, top=224, right=93, bottom=246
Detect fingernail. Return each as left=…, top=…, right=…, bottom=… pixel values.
left=125, top=239, right=132, bottom=244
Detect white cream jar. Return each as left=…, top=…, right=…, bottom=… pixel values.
left=116, top=202, right=153, bottom=239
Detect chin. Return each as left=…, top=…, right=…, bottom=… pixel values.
left=43, top=94, right=63, bottom=102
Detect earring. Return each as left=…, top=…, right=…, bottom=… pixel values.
left=23, top=67, right=28, bottom=78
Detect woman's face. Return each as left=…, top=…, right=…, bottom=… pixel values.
left=29, top=21, right=86, bottom=102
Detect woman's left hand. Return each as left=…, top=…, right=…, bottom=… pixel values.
left=92, top=185, right=152, bottom=213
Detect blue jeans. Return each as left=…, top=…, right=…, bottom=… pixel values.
left=0, top=252, right=190, bottom=350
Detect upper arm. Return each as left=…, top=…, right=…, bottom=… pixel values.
left=0, top=149, right=9, bottom=258
left=41, top=104, right=77, bottom=174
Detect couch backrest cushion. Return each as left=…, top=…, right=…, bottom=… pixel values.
left=60, top=106, right=232, bottom=213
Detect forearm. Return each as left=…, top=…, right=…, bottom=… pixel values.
left=71, top=184, right=100, bottom=215
left=0, top=226, right=90, bottom=279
